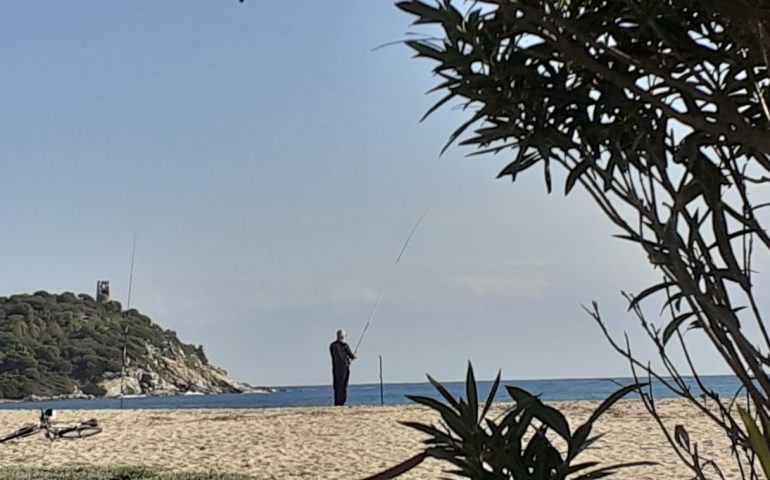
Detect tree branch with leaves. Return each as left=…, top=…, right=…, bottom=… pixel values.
left=397, top=0, right=770, bottom=477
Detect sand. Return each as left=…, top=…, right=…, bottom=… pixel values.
left=0, top=399, right=750, bottom=479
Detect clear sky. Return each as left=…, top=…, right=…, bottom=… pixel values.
left=0, top=1, right=751, bottom=387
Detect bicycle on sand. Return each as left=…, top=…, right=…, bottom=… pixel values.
left=0, top=409, right=101, bottom=443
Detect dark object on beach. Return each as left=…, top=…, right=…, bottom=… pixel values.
left=0, top=409, right=101, bottom=443
left=330, top=329, right=356, bottom=406
left=359, top=452, right=427, bottom=480
left=364, top=363, right=654, bottom=479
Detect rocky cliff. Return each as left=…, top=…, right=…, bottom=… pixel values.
left=0, top=291, right=261, bottom=400
left=99, top=339, right=254, bottom=397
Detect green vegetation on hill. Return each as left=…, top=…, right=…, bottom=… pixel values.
left=0, top=291, right=208, bottom=400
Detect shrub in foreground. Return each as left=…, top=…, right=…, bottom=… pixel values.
left=364, top=363, right=654, bottom=479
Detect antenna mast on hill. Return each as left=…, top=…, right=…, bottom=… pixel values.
left=127, top=231, right=138, bottom=310
left=120, top=231, right=138, bottom=409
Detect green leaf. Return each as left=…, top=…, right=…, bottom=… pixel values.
left=544, top=158, right=553, bottom=193
left=420, top=91, right=456, bottom=122
left=565, top=461, right=600, bottom=475
left=465, top=362, right=478, bottom=423
left=505, top=385, right=538, bottom=404
left=400, top=421, right=457, bottom=446
left=404, top=40, right=447, bottom=63
left=395, top=1, right=441, bottom=25
left=426, top=374, right=460, bottom=410
left=585, top=383, right=642, bottom=426
left=569, top=384, right=642, bottom=459
left=673, top=424, right=690, bottom=452
left=565, top=160, right=592, bottom=194
left=628, top=281, right=676, bottom=311
left=662, top=312, right=695, bottom=345
left=578, top=433, right=607, bottom=454
left=506, top=385, right=571, bottom=439
left=536, top=404, right=572, bottom=440
left=687, top=319, right=705, bottom=331
left=737, top=405, right=770, bottom=479
left=456, top=398, right=471, bottom=427
left=662, top=290, right=685, bottom=312
left=480, top=370, right=501, bottom=423
left=407, top=395, right=472, bottom=440
left=568, top=423, right=592, bottom=460
left=406, top=395, right=460, bottom=424
left=497, top=149, right=540, bottom=181
left=441, top=110, right=486, bottom=155
left=523, top=428, right=564, bottom=475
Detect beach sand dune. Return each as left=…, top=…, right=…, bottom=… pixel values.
left=0, top=399, right=745, bottom=479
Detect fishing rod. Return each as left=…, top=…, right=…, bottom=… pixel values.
left=353, top=210, right=428, bottom=355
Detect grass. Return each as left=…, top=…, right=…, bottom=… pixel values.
left=0, top=466, right=257, bottom=480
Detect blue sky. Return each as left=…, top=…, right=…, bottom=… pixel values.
left=0, top=1, right=744, bottom=386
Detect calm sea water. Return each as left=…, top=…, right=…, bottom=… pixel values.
left=0, top=375, right=744, bottom=410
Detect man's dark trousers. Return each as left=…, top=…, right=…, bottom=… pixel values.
left=333, top=365, right=350, bottom=406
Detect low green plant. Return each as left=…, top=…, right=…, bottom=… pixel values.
left=401, top=363, right=655, bottom=479
left=0, top=466, right=255, bottom=480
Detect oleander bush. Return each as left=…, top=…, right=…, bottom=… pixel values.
left=398, top=363, right=653, bottom=479
left=397, top=0, right=770, bottom=477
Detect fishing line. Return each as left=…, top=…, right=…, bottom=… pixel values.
left=353, top=210, right=428, bottom=355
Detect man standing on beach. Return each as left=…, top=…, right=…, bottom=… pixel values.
left=330, top=329, right=356, bottom=406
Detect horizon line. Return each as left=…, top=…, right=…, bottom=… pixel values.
left=264, top=372, right=738, bottom=390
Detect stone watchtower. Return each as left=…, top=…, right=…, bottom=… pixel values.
left=96, top=280, right=110, bottom=302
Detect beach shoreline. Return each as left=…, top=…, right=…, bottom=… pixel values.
left=0, top=386, right=278, bottom=405
left=0, top=398, right=745, bottom=479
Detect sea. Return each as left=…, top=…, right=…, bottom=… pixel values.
left=0, top=375, right=746, bottom=410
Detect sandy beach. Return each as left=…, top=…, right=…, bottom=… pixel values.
left=0, top=399, right=747, bottom=479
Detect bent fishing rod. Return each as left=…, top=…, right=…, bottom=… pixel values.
left=353, top=210, right=428, bottom=355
